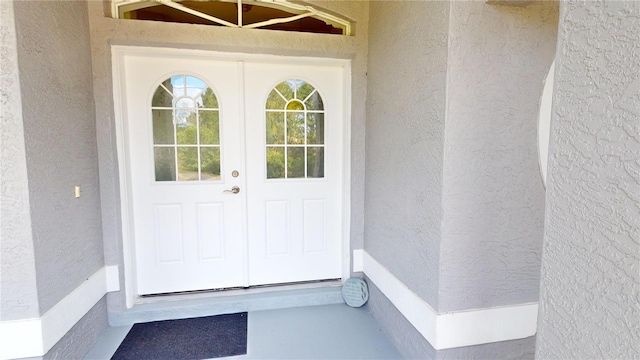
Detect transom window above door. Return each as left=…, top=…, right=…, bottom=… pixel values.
left=111, top=0, right=353, bottom=35
left=151, top=75, right=221, bottom=182
left=265, top=80, right=325, bottom=179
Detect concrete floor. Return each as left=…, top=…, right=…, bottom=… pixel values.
left=84, top=304, right=402, bottom=359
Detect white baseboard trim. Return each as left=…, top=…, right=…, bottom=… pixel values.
left=0, top=265, right=120, bottom=359
left=354, top=250, right=538, bottom=350
left=352, top=249, right=364, bottom=272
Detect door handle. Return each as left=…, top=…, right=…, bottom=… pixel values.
left=223, top=186, right=240, bottom=194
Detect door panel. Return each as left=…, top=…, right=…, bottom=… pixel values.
left=123, top=54, right=244, bottom=295
left=244, top=62, right=344, bottom=286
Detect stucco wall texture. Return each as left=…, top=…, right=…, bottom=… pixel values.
left=365, top=0, right=449, bottom=309
left=365, top=1, right=556, bottom=311
left=87, top=0, right=369, bottom=314
left=365, top=0, right=557, bottom=357
left=536, top=2, right=640, bottom=359
left=439, top=0, right=558, bottom=312
left=43, top=298, right=108, bottom=360
left=0, top=0, right=40, bottom=321
left=13, top=0, right=105, bottom=315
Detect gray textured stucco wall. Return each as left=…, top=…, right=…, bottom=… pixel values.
left=365, top=0, right=449, bottom=309
left=438, top=337, right=536, bottom=360
left=42, top=297, right=108, bottom=360
left=439, top=1, right=558, bottom=312
left=13, top=0, right=105, bottom=314
left=366, top=279, right=438, bottom=360
left=364, top=1, right=558, bottom=357
left=87, top=0, right=369, bottom=314
left=536, top=2, right=640, bottom=359
left=0, top=0, right=40, bottom=321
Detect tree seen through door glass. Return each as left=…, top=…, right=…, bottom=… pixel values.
left=287, top=147, right=305, bottom=178
left=286, top=112, right=305, bottom=144
left=265, top=80, right=325, bottom=179
left=266, top=112, right=285, bottom=144
left=266, top=147, right=285, bottom=179
left=151, top=75, right=221, bottom=181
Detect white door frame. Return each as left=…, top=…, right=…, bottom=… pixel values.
left=111, top=45, right=352, bottom=308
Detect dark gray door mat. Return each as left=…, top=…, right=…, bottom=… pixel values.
left=111, top=312, right=248, bottom=360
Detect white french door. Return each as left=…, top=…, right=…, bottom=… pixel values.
left=117, top=49, right=346, bottom=295
left=244, top=62, right=344, bottom=286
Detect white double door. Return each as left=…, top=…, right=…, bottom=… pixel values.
left=120, top=50, right=345, bottom=295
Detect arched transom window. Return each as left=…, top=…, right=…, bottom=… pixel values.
left=265, top=79, right=324, bottom=179
left=151, top=75, right=221, bottom=182
left=112, top=0, right=353, bottom=35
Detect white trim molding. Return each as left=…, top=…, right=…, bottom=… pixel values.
left=352, top=249, right=364, bottom=272
left=354, top=250, right=538, bottom=350
left=0, top=266, right=120, bottom=360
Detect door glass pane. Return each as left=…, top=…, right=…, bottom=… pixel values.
left=307, top=147, right=324, bottom=178
left=177, top=147, right=199, bottom=181
left=176, top=109, right=197, bottom=145
left=267, top=89, right=286, bottom=110
left=200, top=110, right=220, bottom=145
left=286, top=112, right=305, bottom=145
left=265, top=79, right=326, bottom=179
left=286, top=100, right=304, bottom=111
left=152, top=109, right=175, bottom=145
left=185, top=76, right=207, bottom=100
left=200, top=147, right=221, bottom=181
left=295, top=81, right=315, bottom=102
left=305, top=91, right=324, bottom=110
left=200, top=88, right=219, bottom=108
left=275, top=81, right=295, bottom=101
left=266, top=147, right=285, bottom=179
left=306, top=113, right=324, bottom=145
left=266, top=112, right=284, bottom=144
left=170, top=75, right=186, bottom=98
left=287, top=147, right=305, bottom=178
left=154, top=147, right=176, bottom=181
left=152, top=79, right=174, bottom=107
left=176, top=97, right=196, bottom=108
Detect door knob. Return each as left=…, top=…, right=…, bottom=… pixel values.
left=223, top=186, right=240, bottom=194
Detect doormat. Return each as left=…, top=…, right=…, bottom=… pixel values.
left=111, top=313, right=248, bottom=360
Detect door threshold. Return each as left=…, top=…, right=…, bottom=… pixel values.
left=110, top=280, right=345, bottom=326
left=135, top=279, right=343, bottom=305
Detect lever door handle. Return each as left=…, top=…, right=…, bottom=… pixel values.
left=223, top=186, right=240, bottom=194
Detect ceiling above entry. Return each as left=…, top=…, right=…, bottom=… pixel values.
left=111, top=0, right=353, bottom=35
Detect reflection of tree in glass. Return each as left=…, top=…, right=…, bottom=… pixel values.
left=275, top=81, right=295, bottom=101
left=296, top=81, right=315, bottom=102
left=308, top=147, right=324, bottom=178
left=306, top=113, right=324, bottom=145
left=178, top=147, right=198, bottom=175
left=287, top=112, right=305, bottom=144
left=201, top=148, right=220, bottom=178
left=267, top=147, right=285, bottom=179
left=200, top=88, right=218, bottom=108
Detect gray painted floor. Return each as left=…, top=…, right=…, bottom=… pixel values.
left=85, top=304, right=402, bottom=359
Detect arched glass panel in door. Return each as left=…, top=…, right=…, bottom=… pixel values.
left=151, top=75, right=221, bottom=181
left=265, top=79, right=325, bottom=179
